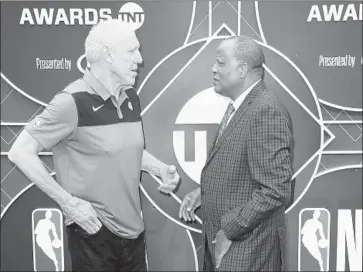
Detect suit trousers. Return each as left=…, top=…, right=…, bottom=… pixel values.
left=203, top=235, right=215, bottom=271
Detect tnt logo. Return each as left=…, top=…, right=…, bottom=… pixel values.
left=118, top=2, right=145, bottom=30
left=173, top=87, right=230, bottom=184
left=32, top=208, right=64, bottom=271
left=298, top=208, right=331, bottom=271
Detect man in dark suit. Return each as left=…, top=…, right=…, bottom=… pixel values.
left=179, top=36, right=294, bottom=271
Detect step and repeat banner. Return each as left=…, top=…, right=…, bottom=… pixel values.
left=1, top=1, right=362, bottom=271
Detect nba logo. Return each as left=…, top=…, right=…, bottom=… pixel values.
left=32, top=208, right=64, bottom=271
left=298, top=208, right=331, bottom=271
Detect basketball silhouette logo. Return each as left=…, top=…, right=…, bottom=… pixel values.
left=299, top=208, right=331, bottom=271
left=32, top=208, right=64, bottom=271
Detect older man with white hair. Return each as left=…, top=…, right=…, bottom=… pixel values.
left=8, top=19, right=180, bottom=271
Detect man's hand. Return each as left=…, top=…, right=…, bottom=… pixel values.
left=159, top=165, right=180, bottom=194
left=62, top=197, right=102, bottom=234
left=179, top=187, right=201, bottom=222
left=212, top=230, right=232, bottom=269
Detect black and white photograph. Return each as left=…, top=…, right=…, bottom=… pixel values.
left=0, top=1, right=362, bottom=271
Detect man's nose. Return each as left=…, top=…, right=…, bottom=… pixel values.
left=136, top=51, right=143, bottom=64
left=212, top=63, right=217, bottom=73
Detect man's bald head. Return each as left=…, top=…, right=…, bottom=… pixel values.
left=85, top=19, right=136, bottom=65
left=84, top=19, right=142, bottom=90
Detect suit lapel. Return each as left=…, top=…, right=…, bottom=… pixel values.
left=204, top=82, right=266, bottom=168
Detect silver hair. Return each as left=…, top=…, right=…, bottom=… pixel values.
left=85, top=19, right=134, bottom=64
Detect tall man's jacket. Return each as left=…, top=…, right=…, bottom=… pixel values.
left=201, top=81, right=294, bottom=271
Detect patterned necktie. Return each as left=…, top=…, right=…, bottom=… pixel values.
left=216, top=102, right=235, bottom=144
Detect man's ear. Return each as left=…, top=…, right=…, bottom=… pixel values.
left=238, top=63, right=248, bottom=78
left=102, top=45, right=112, bottom=64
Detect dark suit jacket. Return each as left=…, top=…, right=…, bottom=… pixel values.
left=201, top=81, right=294, bottom=271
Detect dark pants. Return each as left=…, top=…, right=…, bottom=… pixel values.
left=67, top=223, right=147, bottom=271
left=203, top=235, right=215, bottom=271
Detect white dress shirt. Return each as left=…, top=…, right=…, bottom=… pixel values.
left=227, top=79, right=261, bottom=125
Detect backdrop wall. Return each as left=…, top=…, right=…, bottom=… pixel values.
left=1, top=1, right=362, bottom=271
